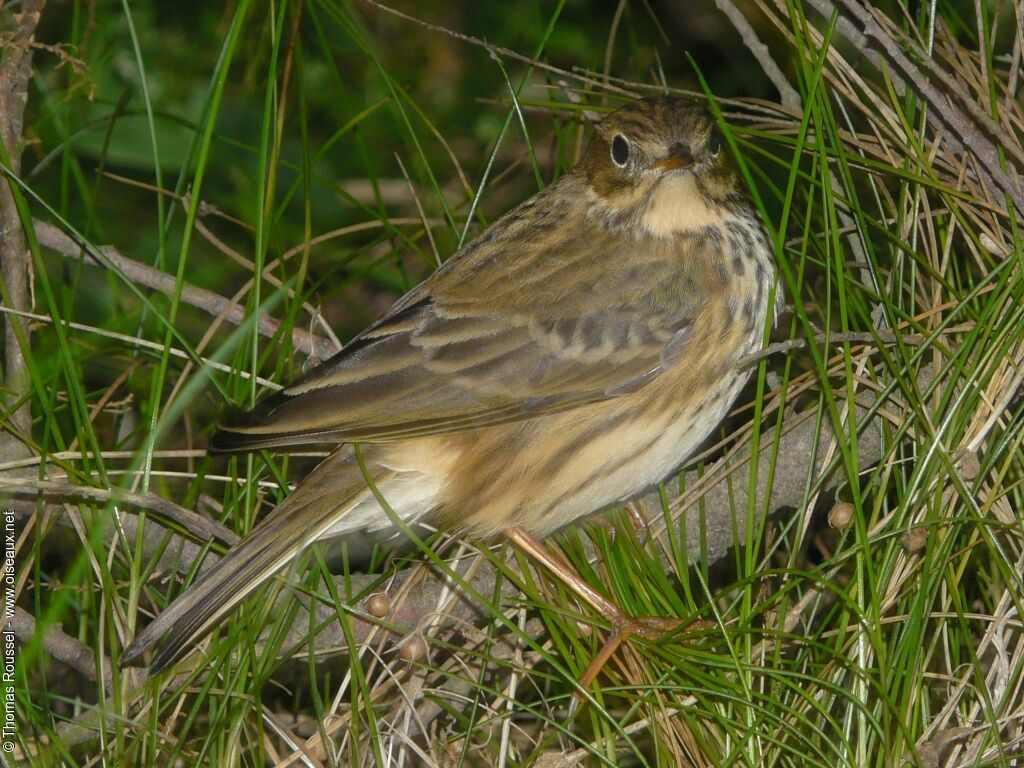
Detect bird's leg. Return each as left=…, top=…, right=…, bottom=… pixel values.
left=504, top=525, right=685, bottom=687
left=625, top=500, right=651, bottom=543
left=592, top=501, right=651, bottom=545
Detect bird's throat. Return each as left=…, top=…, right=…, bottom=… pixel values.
left=638, top=173, right=724, bottom=238
left=588, top=172, right=730, bottom=240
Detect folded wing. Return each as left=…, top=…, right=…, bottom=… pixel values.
left=211, top=203, right=706, bottom=452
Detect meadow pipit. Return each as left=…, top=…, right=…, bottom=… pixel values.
left=122, top=96, right=780, bottom=681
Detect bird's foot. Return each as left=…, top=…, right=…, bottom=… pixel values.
left=578, top=611, right=711, bottom=689
left=502, top=526, right=712, bottom=690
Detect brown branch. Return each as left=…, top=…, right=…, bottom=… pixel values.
left=33, top=220, right=339, bottom=361
left=0, top=476, right=239, bottom=547
left=0, top=0, right=46, bottom=442
left=12, top=606, right=113, bottom=687
left=3, top=478, right=238, bottom=583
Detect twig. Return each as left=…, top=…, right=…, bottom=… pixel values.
left=12, top=606, right=113, bottom=687
left=0, top=304, right=281, bottom=390
left=359, top=0, right=640, bottom=98
left=602, top=0, right=629, bottom=93
left=394, top=154, right=440, bottom=267
left=0, top=476, right=239, bottom=546
left=714, top=0, right=801, bottom=110
left=0, top=0, right=46, bottom=440
left=32, top=220, right=338, bottom=361
left=737, top=324, right=972, bottom=368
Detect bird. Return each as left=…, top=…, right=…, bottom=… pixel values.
left=121, top=95, right=780, bottom=682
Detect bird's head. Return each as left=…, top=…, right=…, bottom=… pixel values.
left=579, top=96, right=744, bottom=236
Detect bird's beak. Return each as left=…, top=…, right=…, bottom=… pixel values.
left=653, top=143, right=695, bottom=172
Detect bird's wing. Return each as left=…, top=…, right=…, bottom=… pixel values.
left=211, top=189, right=708, bottom=451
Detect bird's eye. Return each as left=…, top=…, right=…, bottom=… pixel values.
left=708, top=128, right=722, bottom=157
left=610, top=134, right=630, bottom=167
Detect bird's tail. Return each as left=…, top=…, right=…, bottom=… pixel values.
left=121, top=447, right=391, bottom=672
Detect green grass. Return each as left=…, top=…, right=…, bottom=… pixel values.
left=5, top=0, right=1024, bottom=766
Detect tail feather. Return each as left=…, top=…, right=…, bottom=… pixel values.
left=121, top=448, right=388, bottom=672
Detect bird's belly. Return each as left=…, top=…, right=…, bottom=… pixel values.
left=439, top=364, right=752, bottom=538
left=531, top=378, right=749, bottom=536
left=317, top=375, right=746, bottom=543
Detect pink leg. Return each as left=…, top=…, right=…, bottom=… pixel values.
left=504, top=526, right=695, bottom=687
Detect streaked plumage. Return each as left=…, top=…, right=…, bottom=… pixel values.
left=122, top=96, right=779, bottom=673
